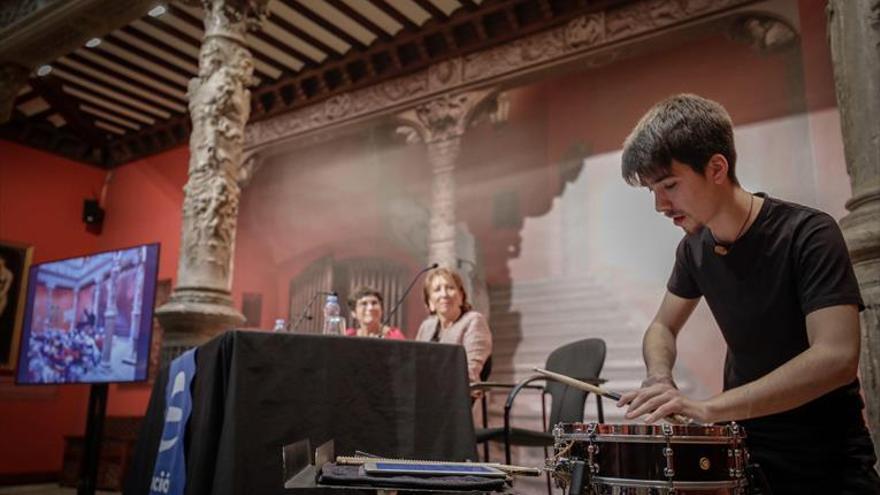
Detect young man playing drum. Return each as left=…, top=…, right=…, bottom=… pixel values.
left=616, top=94, right=880, bottom=493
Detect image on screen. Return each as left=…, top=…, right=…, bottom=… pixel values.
left=15, top=243, right=160, bottom=385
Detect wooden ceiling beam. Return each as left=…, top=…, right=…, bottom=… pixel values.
left=459, top=0, right=480, bottom=12
left=139, top=15, right=203, bottom=49
left=101, top=34, right=196, bottom=81
left=413, top=0, right=449, bottom=21
left=29, top=75, right=107, bottom=148
left=64, top=52, right=186, bottom=105
left=120, top=24, right=200, bottom=66
left=251, top=29, right=315, bottom=71
left=327, top=0, right=392, bottom=42
left=164, top=4, right=205, bottom=32
left=368, top=0, right=420, bottom=33
left=267, top=12, right=338, bottom=61
left=86, top=45, right=187, bottom=92
left=251, top=0, right=626, bottom=122
left=55, top=56, right=186, bottom=114
left=280, top=0, right=366, bottom=52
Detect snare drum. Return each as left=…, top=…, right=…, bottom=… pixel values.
left=549, top=422, right=748, bottom=494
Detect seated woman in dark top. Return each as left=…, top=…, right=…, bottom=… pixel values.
left=345, top=286, right=405, bottom=340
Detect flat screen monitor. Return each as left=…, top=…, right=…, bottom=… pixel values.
left=15, top=243, right=160, bottom=385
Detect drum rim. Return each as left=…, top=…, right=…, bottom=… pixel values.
left=592, top=476, right=748, bottom=489
left=556, top=433, right=735, bottom=444
left=560, top=422, right=741, bottom=438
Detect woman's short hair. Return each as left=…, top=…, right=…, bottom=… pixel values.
left=622, top=94, right=738, bottom=187
left=422, top=267, right=473, bottom=315
left=348, top=286, right=384, bottom=309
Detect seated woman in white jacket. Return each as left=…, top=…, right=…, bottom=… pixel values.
left=415, top=267, right=492, bottom=390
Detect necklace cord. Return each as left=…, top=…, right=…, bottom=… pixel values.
left=719, top=193, right=754, bottom=247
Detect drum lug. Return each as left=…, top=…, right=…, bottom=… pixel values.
left=662, top=446, right=674, bottom=479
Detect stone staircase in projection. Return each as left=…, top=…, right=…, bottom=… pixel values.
left=483, top=276, right=696, bottom=469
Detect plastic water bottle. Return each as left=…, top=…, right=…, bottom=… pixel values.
left=273, top=319, right=287, bottom=333
left=322, top=294, right=345, bottom=336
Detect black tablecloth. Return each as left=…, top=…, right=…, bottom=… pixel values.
left=125, top=330, right=478, bottom=495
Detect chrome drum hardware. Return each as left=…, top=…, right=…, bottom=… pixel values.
left=549, top=423, right=748, bottom=495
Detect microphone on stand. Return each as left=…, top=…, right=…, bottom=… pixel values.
left=382, top=263, right=439, bottom=327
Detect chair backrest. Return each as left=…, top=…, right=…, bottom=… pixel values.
left=544, top=338, right=606, bottom=428
left=480, top=355, right=493, bottom=382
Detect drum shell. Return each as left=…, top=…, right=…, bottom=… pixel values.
left=553, top=423, right=747, bottom=495
left=587, top=441, right=732, bottom=482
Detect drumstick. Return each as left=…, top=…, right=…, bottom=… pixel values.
left=533, top=368, right=691, bottom=424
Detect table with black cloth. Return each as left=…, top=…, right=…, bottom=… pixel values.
left=125, top=330, right=479, bottom=495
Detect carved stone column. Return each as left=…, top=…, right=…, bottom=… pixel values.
left=828, top=0, right=880, bottom=464
left=91, top=275, right=101, bottom=322
left=0, top=64, right=29, bottom=123
left=126, top=250, right=145, bottom=363
left=156, top=0, right=268, bottom=354
left=44, top=282, right=55, bottom=329
left=397, top=90, right=493, bottom=268
left=69, top=285, right=79, bottom=332
left=427, top=138, right=461, bottom=268
left=101, top=252, right=121, bottom=367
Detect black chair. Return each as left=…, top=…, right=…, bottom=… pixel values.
left=473, top=338, right=607, bottom=471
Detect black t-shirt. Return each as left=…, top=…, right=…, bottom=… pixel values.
left=667, top=195, right=867, bottom=442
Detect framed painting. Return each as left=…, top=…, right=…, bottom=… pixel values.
left=0, top=240, right=33, bottom=373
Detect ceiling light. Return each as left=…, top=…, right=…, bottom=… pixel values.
left=85, top=38, right=102, bottom=48
left=148, top=5, right=167, bottom=17
left=36, top=65, right=52, bottom=77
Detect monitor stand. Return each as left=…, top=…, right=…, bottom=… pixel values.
left=77, top=383, right=108, bottom=495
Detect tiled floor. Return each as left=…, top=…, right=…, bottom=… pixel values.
left=0, top=485, right=118, bottom=495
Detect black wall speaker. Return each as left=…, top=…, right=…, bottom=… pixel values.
left=83, top=199, right=104, bottom=234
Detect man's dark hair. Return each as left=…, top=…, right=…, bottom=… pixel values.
left=622, top=94, right=738, bottom=186
left=348, top=286, right=384, bottom=309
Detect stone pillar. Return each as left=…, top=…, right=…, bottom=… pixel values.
left=396, top=90, right=493, bottom=269
left=101, top=252, right=121, bottom=366
left=156, top=0, right=269, bottom=354
left=0, top=64, right=29, bottom=124
left=427, top=138, right=461, bottom=268
left=127, top=249, right=145, bottom=363
left=827, top=0, right=880, bottom=465
left=69, top=285, right=79, bottom=332
left=44, top=282, right=55, bottom=330
left=91, top=275, right=102, bottom=324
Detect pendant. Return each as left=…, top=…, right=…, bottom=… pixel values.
left=714, top=244, right=729, bottom=256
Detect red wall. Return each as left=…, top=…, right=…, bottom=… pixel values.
left=0, top=141, right=106, bottom=476
left=0, top=141, right=189, bottom=476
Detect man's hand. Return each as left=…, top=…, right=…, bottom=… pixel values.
left=617, top=377, right=711, bottom=424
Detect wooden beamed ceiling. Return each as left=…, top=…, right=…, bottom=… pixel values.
left=2, top=0, right=623, bottom=168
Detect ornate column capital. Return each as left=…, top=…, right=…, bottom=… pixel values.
left=394, top=89, right=503, bottom=269
left=198, top=0, right=268, bottom=42
left=728, top=14, right=798, bottom=52
left=237, top=150, right=265, bottom=189
left=395, top=88, right=496, bottom=145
